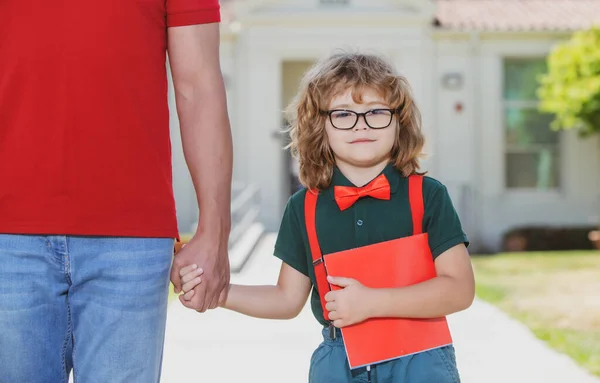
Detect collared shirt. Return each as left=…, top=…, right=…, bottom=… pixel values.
left=274, top=163, right=469, bottom=327
left=0, top=0, right=219, bottom=238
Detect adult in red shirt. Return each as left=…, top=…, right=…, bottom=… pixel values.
left=0, top=1, right=232, bottom=381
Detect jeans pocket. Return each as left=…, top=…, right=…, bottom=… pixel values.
left=308, top=342, right=351, bottom=383
left=435, top=346, right=460, bottom=383
left=308, top=342, right=328, bottom=380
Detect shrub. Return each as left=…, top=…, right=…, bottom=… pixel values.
left=502, top=226, right=596, bottom=252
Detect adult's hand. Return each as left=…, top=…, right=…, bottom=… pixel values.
left=171, top=233, right=230, bottom=312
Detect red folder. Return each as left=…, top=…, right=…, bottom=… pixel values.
left=323, top=233, right=453, bottom=369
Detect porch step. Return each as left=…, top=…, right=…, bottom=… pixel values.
left=229, top=222, right=265, bottom=273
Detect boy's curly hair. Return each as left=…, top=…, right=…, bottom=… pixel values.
left=284, top=52, right=426, bottom=190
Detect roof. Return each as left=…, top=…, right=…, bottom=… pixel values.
left=220, top=0, right=600, bottom=32
left=434, top=0, right=600, bottom=32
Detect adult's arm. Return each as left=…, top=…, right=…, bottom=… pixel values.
left=168, top=22, right=233, bottom=312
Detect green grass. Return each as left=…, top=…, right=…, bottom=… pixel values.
left=472, top=250, right=600, bottom=377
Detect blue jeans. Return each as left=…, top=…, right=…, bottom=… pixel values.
left=309, top=327, right=461, bottom=383
left=0, top=234, right=174, bottom=383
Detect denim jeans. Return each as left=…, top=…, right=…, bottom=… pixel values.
left=309, top=326, right=461, bottom=383
left=0, top=234, right=174, bottom=383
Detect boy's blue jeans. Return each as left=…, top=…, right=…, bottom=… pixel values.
left=0, top=234, right=174, bottom=383
left=309, top=326, right=461, bottom=383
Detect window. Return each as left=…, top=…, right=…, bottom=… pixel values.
left=503, top=59, right=561, bottom=190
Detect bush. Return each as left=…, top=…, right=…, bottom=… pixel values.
left=537, top=26, right=600, bottom=136
left=590, top=230, right=600, bottom=250
left=502, top=226, right=596, bottom=252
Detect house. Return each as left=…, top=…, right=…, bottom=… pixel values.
left=169, top=0, right=600, bottom=252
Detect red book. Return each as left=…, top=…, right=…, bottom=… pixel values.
left=323, top=233, right=453, bottom=369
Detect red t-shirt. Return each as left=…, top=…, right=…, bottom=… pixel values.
left=0, top=0, right=220, bottom=239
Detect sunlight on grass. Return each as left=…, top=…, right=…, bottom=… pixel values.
left=533, top=328, right=600, bottom=377
left=474, top=283, right=506, bottom=304
left=168, top=283, right=179, bottom=303
left=472, top=251, right=600, bottom=377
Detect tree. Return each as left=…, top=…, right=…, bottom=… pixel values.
left=537, top=27, right=600, bottom=136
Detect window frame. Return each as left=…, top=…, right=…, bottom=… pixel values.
left=502, top=57, right=563, bottom=192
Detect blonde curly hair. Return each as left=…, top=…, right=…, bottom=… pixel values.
left=284, top=52, right=426, bottom=190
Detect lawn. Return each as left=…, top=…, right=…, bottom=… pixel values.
left=472, top=250, right=600, bottom=377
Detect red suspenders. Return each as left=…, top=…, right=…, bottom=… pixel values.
left=304, top=189, right=331, bottom=318
left=304, top=175, right=424, bottom=321
left=408, top=174, right=424, bottom=235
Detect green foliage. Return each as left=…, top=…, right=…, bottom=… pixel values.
left=537, top=27, right=600, bottom=136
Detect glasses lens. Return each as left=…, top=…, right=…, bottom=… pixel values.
left=330, top=110, right=357, bottom=129
left=366, top=109, right=393, bottom=128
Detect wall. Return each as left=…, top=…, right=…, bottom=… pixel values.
left=434, top=33, right=600, bottom=252
left=432, top=35, right=480, bottom=248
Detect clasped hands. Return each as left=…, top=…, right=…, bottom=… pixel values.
left=170, top=237, right=230, bottom=313
left=176, top=255, right=374, bottom=326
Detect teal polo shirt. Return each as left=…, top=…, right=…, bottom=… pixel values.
left=273, top=163, right=469, bottom=327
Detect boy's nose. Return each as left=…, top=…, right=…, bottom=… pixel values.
left=353, top=115, right=369, bottom=130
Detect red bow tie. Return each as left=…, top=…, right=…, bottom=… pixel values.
left=334, top=174, right=391, bottom=211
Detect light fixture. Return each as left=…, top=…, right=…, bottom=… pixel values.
left=441, top=73, right=463, bottom=90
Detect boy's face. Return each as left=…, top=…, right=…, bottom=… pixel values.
left=324, top=88, right=397, bottom=170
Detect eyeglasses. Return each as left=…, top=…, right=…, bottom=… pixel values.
left=321, top=108, right=397, bottom=130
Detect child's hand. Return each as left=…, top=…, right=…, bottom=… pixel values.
left=179, top=264, right=204, bottom=302
left=324, top=276, right=374, bottom=328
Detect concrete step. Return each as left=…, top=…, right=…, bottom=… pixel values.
left=229, top=222, right=264, bottom=273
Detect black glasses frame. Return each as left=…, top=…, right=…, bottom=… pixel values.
left=320, top=108, right=399, bottom=130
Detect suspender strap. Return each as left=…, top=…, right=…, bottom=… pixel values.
left=304, top=189, right=332, bottom=320
left=408, top=174, right=424, bottom=235
left=304, top=190, right=322, bottom=264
